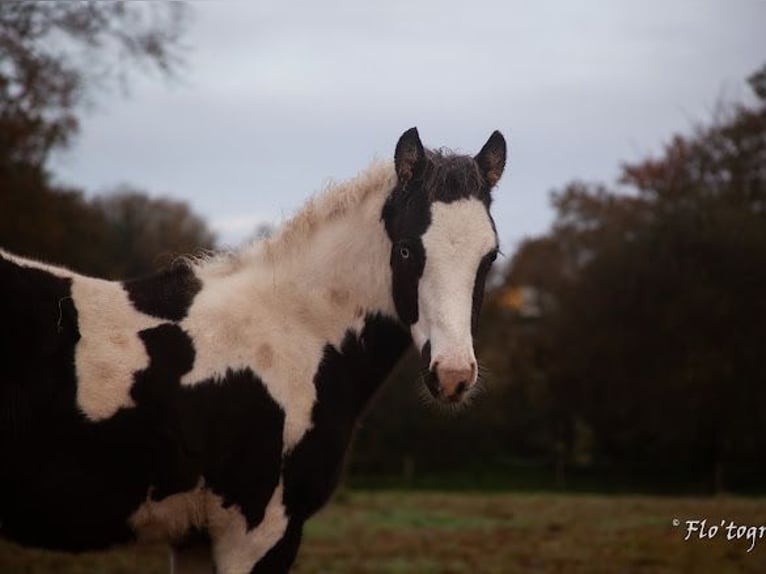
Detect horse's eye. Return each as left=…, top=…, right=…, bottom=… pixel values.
left=399, top=246, right=410, bottom=259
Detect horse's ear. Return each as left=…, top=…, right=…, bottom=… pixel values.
left=395, top=127, right=425, bottom=186
left=475, top=130, right=507, bottom=189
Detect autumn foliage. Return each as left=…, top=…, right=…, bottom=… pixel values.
left=480, top=64, right=766, bottom=491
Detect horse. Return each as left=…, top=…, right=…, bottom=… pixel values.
left=0, top=127, right=507, bottom=573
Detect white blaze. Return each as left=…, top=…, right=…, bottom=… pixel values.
left=413, top=199, right=496, bottom=373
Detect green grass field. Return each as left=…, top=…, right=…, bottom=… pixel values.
left=1, top=491, right=765, bottom=573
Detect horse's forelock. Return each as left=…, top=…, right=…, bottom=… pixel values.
left=422, top=150, right=487, bottom=205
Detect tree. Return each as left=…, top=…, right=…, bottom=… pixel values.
left=0, top=1, right=212, bottom=279
left=0, top=175, right=113, bottom=275
left=494, top=64, right=766, bottom=492
left=93, top=188, right=216, bottom=278
left=0, top=1, right=187, bottom=166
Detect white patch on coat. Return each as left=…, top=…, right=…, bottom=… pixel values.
left=411, top=199, right=496, bottom=372
left=207, top=482, right=289, bottom=574
left=71, top=276, right=164, bottom=420
left=181, top=163, right=398, bottom=451
left=0, top=249, right=165, bottom=421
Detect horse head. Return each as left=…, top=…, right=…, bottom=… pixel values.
left=383, top=127, right=506, bottom=403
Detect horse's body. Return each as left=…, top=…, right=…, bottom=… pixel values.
left=0, top=128, right=506, bottom=573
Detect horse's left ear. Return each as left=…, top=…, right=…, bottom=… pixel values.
left=475, top=130, right=507, bottom=189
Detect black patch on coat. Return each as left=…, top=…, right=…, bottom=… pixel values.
left=471, top=250, right=498, bottom=334
left=0, top=255, right=80, bottom=396
left=381, top=173, right=431, bottom=325
left=175, top=367, right=284, bottom=529
left=388, top=238, right=426, bottom=324
left=125, top=323, right=200, bottom=500
left=282, top=314, right=410, bottom=521
left=132, top=324, right=196, bottom=407
left=130, top=324, right=285, bottom=529
left=123, top=263, right=202, bottom=321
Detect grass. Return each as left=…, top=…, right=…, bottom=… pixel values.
left=1, top=491, right=765, bottom=573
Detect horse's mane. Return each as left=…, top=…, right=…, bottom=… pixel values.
left=190, top=160, right=397, bottom=276
left=263, top=160, right=396, bottom=258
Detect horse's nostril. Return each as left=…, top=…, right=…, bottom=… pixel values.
left=455, top=381, right=468, bottom=396
left=425, top=373, right=441, bottom=398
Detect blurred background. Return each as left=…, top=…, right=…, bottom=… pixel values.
left=1, top=1, right=765, bottom=572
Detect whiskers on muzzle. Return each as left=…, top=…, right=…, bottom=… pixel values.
left=414, top=363, right=488, bottom=414
left=475, top=360, right=492, bottom=390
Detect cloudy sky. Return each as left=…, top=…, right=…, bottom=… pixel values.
left=51, top=0, right=766, bottom=252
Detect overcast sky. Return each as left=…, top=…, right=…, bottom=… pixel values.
left=51, top=0, right=766, bottom=252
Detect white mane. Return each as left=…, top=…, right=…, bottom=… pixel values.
left=193, top=160, right=397, bottom=276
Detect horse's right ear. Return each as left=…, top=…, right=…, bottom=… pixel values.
left=395, top=127, right=425, bottom=186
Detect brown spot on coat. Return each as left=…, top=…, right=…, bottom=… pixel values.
left=109, top=333, right=130, bottom=347
left=256, top=343, right=274, bottom=369
left=329, top=288, right=350, bottom=307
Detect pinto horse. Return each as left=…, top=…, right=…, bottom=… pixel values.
left=0, top=127, right=506, bottom=573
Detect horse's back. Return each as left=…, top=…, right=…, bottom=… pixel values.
left=0, top=251, right=78, bottom=366
left=0, top=252, right=80, bottom=429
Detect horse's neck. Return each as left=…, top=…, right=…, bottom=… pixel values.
left=196, top=178, right=410, bottom=411
left=239, top=180, right=399, bottom=345
left=279, top=198, right=396, bottom=323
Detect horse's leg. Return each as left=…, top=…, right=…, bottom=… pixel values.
left=248, top=520, right=304, bottom=574
left=207, top=481, right=291, bottom=573
left=170, top=541, right=216, bottom=574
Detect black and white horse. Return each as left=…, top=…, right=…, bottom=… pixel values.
left=0, top=127, right=506, bottom=573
